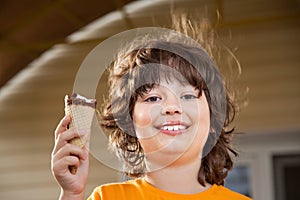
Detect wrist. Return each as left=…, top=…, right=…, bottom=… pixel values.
left=59, top=189, right=85, bottom=200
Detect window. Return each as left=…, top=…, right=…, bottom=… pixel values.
left=273, top=154, right=300, bottom=200
left=225, top=165, right=252, bottom=197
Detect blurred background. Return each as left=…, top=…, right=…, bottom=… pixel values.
left=0, top=0, right=299, bottom=199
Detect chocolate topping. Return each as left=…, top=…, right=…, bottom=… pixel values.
left=65, top=93, right=97, bottom=108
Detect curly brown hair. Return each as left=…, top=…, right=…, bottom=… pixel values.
left=99, top=17, right=238, bottom=186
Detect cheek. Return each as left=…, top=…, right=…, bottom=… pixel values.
left=138, top=137, right=162, bottom=153
left=185, top=103, right=210, bottom=155
left=132, top=104, right=161, bottom=135
left=186, top=100, right=210, bottom=135
left=132, top=105, right=152, bottom=128
left=200, top=105, right=210, bottom=129
left=199, top=104, right=210, bottom=133
left=197, top=103, right=211, bottom=147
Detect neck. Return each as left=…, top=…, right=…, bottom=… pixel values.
left=144, top=158, right=211, bottom=194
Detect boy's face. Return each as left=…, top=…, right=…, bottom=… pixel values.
left=132, top=78, right=210, bottom=171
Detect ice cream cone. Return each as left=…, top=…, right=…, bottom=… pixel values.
left=64, top=94, right=96, bottom=174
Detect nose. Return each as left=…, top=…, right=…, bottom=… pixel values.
left=161, top=96, right=183, bottom=115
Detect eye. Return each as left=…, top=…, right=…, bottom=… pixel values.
left=181, top=94, right=197, bottom=100
left=144, top=96, right=162, bottom=102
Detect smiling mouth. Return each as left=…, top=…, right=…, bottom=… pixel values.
left=162, top=125, right=187, bottom=131
left=158, top=123, right=189, bottom=136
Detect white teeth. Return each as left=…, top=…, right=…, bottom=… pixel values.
left=162, top=125, right=186, bottom=131
left=174, top=126, right=179, bottom=131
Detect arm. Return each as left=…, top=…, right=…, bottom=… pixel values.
left=51, top=115, right=90, bottom=200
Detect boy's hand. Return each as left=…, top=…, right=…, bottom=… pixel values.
left=51, top=115, right=89, bottom=200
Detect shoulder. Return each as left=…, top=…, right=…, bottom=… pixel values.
left=212, top=185, right=252, bottom=200
left=99, top=178, right=143, bottom=191
left=88, top=179, right=144, bottom=200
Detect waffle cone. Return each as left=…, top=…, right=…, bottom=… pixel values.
left=64, top=94, right=96, bottom=174
left=65, top=104, right=95, bottom=147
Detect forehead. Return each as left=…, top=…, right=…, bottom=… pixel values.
left=157, top=75, right=194, bottom=89
left=137, top=79, right=199, bottom=100
left=135, top=63, right=201, bottom=86
left=152, top=77, right=195, bottom=89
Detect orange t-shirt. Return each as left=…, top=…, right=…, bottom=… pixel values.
left=88, top=178, right=251, bottom=200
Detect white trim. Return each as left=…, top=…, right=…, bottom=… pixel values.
left=234, top=130, right=300, bottom=200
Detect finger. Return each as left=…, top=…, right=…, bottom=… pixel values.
left=52, top=143, right=88, bottom=167
left=54, top=115, right=71, bottom=139
left=53, top=130, right=86, bottom=155
left=52, top=155, right=80, bottom=176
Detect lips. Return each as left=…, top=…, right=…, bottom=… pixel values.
left=157, top=121, right=190, bottom=136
